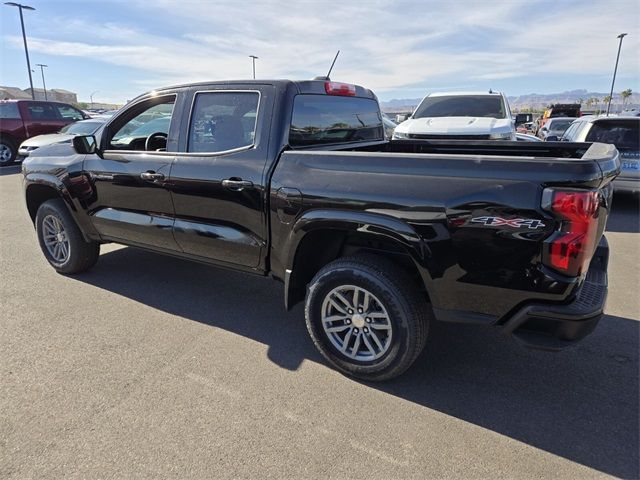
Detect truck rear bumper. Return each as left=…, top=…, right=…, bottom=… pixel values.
left=502, top=237, right=609, bottom=351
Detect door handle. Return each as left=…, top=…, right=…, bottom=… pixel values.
left=222, top=178, right=254, bottom=191
left=140, top=171, right=165, bottom=181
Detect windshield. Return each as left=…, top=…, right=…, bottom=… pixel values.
left=413, top=95, right=506, bottom=119
left=549, top=119, right=575, bottom=131
left=60, top=121, right=103, bottom=135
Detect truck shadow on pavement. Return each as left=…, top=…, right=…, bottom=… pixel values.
left=76, top=246, right=639, bottom=479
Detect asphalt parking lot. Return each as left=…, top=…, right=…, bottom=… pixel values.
left=1, top=164, right=638, bottom=479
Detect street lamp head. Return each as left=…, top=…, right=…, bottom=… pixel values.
left=249, top=55, right=259, bottom=59
left=4, top=2, right=36, bottom=10
left=36, top=63, right=48, bottom=68
left=617, top=33, right=627, bottom=39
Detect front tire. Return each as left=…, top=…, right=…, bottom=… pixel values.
left=35, top=199, right=99, bottom=274
left=305, top=254, right=430, bottom=381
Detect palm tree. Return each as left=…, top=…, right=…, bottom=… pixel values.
left=621, top=89, right=633, bottom=109
left=585, top=98, right=593, bottom=109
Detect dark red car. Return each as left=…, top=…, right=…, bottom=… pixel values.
left=0, top=100, right=88, bottom=164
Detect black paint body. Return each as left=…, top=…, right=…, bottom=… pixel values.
left=22, top=80, right=620, bottom=339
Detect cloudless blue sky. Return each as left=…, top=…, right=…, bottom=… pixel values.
left=1, top=0, right=638, bottom=103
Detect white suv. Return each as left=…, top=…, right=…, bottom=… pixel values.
left=393, top=91, right=515, bottom=140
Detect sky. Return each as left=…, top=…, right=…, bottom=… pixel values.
left=1, top=0, right=639, bottom=104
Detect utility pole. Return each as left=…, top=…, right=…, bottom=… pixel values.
left=606, top=33, right=627, bottom=116
left=90, top=91, right=99, bottom=109
left=249, top=55, right=258, bottom=79
left=4, top=2, right=36, bottom=99
left=36, top=63, right=48, bottom=101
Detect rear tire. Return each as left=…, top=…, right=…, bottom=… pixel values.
left=35, top=199, right=99, bottom=274
left=305, top=254, right=430, bottom=381
left=0, top=136, right=16, bottom=165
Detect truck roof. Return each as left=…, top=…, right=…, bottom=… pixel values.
left=147, top=79, right=377, bottom=101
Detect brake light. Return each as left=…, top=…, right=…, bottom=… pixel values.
left=542, top=188, right=599, bottom=276
left=324, top=81, right=356, bottom=96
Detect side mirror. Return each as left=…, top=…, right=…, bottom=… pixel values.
left=545, top=135, right=559, bottom=142
left=72, top=135, right=98, bottom=154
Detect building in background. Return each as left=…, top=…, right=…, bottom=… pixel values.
left=0, top=86, right=31, bottom=100
left=23, top=88, right=78, bottom=104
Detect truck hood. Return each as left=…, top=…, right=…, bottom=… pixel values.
left=398, top=116, right=512, bottom=135
left=20, top=133, right=74, bottom=148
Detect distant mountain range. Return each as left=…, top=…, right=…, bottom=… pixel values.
left=381, top=89, right=637, bottom=112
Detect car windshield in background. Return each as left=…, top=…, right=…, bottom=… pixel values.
left=413, top=95, right=506, bottom=119
left=289, top=95, right=384, bottom=147
left=586, top=120, right=640, bottom=151
left=123, top=116, right=171, bottom=138
left=60, top=121, right=104, bottom=135
left=549, top=119, right=575, bottom=131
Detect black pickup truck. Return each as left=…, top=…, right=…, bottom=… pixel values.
left=22, top=79, right=619, bottom=380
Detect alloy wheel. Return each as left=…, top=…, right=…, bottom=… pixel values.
left=42, top=214, right=70, bottom=263
left=321, top=285, right=393, bottom=361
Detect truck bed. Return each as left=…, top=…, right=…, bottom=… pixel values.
left=270, top=141, right=619, bottom=321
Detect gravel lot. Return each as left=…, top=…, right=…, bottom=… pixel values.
left=1, top=164, right=638, bottom=479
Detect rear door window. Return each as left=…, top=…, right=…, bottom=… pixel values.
left=25, top=103, right=59, bottom=121
left=289, top=95, right=383, bottom=147
left=187, top=91, right=259, bottom=153
left=586, top=120, right=640, bottom=151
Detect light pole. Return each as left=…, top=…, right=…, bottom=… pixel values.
left=35, top=63, right=47, bottom=101
left=606, top=33, right=627, bottom=116
left=4, top=2, right=36, bottom=99
left=90, top=90, right=99, bottom=109
left=249, top=55, right=258, bottom=79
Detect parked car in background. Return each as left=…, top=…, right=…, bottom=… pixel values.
left=537, top=103, right=581, bottom=133
left=17, top=118, right=107, bottom=161
left=538, top=117, right=576, bottom=141
left=393, top=91, right=516, bottom=140
left=0, top=99, right=89, bottom=164
left=561, top=116, right=639, bottom=193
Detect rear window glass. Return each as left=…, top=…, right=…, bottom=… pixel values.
left=289, top=95, right=383, bottom=147
left=586, top=120, right=640, bottom=151
left=0, top=103, right=20, bottom=119
left=413, top=95, right=506, bottom=119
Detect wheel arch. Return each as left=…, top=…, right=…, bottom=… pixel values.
left=283, top=209, right=434, bottom=310
left=24, top=176, right=97, bottom=242
left=25, top=178, right=69, bottom=223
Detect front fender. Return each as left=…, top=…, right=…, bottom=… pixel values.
left=24, top=171, right=100, bottom=241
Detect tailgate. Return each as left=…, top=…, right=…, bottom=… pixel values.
left=582, top=142, right=620, bottom=243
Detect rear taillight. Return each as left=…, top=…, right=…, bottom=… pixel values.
left=542, top=188, right=599, bottom=277
left=324, top=81, right=356, bottom=96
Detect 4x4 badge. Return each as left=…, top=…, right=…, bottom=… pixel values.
left=471, top=216, right=546, bottom=229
